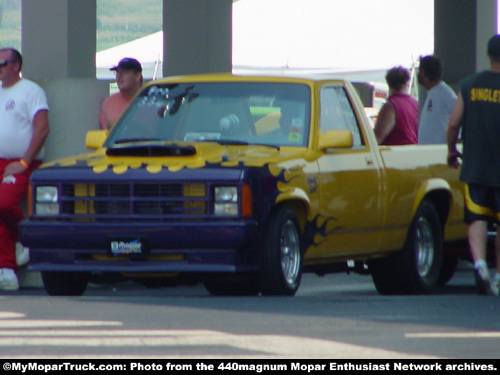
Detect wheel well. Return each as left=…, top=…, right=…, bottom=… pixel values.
left=421, top=190, right=451, bottom=229
left=268, top=200, right=308, bottom=231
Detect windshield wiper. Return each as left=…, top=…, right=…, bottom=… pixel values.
left=113, top=138, right=160, bottom=144
left=213, top=139, right=280, bottom=150
left=215, top=139, right=249, bottom=146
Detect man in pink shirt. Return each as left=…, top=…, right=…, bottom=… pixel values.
left=99, top=58, right=143, bottom=130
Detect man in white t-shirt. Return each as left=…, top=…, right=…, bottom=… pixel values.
left=418, top=55, right=457, bottom=144
left=0, top=48, right=49, bottom=291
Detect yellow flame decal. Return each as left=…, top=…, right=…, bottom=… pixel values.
left=46, top=146, right=292, bottom=178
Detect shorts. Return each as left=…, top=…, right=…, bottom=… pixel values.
left=464, top=183, right=500, bottom=224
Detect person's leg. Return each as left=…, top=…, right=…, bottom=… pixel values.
left=0, top=176, right=27, bottom=271
left=492, top=225, right=500, bottom=292
left=0, top=160, right=15, bottom=271
left=468, top=221, right=498, bottom=295
left=495, top=226, right=500, bottom=274
left=469, top=220, right=489, bottom=284
left=465, top=184, right=499, bottom=295
left=468, top=220, right=488, bottom=263
left=0, top=160, right=34, bottom=291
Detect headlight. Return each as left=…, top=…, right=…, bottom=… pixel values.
left=35, top=186, right=59, bottom=216
left=36, top=186, right=58, bottom=202
left=214, top=186, right=238, bottom=216
left=214, top=187, right=237, bottom=202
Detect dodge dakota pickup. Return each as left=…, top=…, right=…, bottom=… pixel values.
left=19, top=74, right=468, bottom=296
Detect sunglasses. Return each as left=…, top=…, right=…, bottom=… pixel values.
left=0, top=59, right=12, bottom=67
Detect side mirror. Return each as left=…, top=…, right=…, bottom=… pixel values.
left=318, top=130, right=353, bottom=150
left=85, top=130, right=108, bottom=150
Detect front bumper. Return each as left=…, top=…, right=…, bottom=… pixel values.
left=19, top=220, right=260, bottom=273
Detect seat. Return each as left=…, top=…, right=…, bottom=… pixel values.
left=254, top=111, right=281, bottom=135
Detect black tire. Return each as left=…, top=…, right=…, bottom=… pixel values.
left=203, top=274, right=259, bottom=296
left=259, top=207, right=303, bottom=296
left=41, top=271, right=90, bottom=296
left=437, top=254, right=459, bottom=286
left=369, top=201, right=443, bottom=295
left=89, top=272, right=125, bottom=284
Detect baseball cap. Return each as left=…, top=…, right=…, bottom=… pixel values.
left=110, top=57, right=142, bottom=72
left=487, top=35, right=500, bottom=58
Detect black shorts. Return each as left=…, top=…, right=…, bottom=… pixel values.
left=464, top=183, right=500, bottom=224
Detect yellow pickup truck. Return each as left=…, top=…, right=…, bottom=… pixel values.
left=20, top=74, right=467, bottom=296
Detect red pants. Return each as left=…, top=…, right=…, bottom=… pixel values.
left=0, top=159, right=41, bottom=270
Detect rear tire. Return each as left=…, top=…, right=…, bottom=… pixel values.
left=438, top=255, right=459, bottom=286
left=42, top=272, right=90, bottom=296
left=369, top=201, right=443, bottom=295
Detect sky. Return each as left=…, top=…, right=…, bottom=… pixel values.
left=97, top=0, right=500, bottom=82
left=232, top=0, right=434, bottom=73
left=98, top=0, right=435, bottom=80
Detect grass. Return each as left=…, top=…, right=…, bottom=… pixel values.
left=0, top=0, right=21, bottom=49
left=0, top=0, right=162, bottom=52
left=96, top=0, right=162, bottom=51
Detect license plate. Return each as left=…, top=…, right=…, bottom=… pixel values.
left=108, top=237, right=148, bottom=257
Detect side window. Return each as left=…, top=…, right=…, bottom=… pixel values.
left=320, top=86, right=363, bottom=147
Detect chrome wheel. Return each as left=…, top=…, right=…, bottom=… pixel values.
left=280, top=220, right=301, bottom=286
left=415, top=216, right=435, bottom=278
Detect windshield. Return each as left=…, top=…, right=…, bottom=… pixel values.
left=105, top=82, right=311, bottom=148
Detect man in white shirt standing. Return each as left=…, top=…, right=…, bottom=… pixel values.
left=418, top=55, right=457, bottom=144
left=0, top=48, right=49, bottom=291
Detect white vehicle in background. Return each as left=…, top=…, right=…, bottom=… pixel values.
left=352, top=81, right=389, bottom=127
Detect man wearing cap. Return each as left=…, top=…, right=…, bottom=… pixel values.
left=447, top=34, right=500, bottom=296
left=99, top=57, right=143, bottom=130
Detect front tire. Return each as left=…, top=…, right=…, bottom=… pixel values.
left=259, top=207, right=303, bottom=296
left=369, top=201, right=443, bottom=295
left=41, top=272, right=90, bottom=296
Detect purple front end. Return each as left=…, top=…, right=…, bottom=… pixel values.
left=19, top=163, right=272, bottom=274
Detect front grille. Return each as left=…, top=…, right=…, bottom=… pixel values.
left=58, top=182, right=207, bottom=220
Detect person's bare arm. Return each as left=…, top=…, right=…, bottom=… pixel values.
left=3, top=109, right=49, bottom=175
left=446, top=93, right=464, bottom=169
left=373, top=102, right=395, bottom=144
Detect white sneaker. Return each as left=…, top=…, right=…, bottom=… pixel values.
left=15, top=243, right=30, bottom=266
left=0, top=268, right=19, bottom=291
left=493, top=274, right=500, bottom=296
left=474, top=265, right=499, bottom=296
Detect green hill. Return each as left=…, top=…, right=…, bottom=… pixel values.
left=0, top=0, right=162, bottom=51
left=97, top=0, right=162, bottom=51
left=0, top=0, right=21, bottom=49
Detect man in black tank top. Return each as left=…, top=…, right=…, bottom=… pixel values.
left=447, top=34, right=500, bottom=296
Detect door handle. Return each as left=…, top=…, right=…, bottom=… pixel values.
left=365, top=157, right=374, bottom=166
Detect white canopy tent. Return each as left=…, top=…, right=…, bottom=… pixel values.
left=96, top=0, right=433, bottom=83
left=96, top=31, right=163, bottom=79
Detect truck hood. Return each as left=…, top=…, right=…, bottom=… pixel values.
left=41, top=142, right=312, bottom=175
